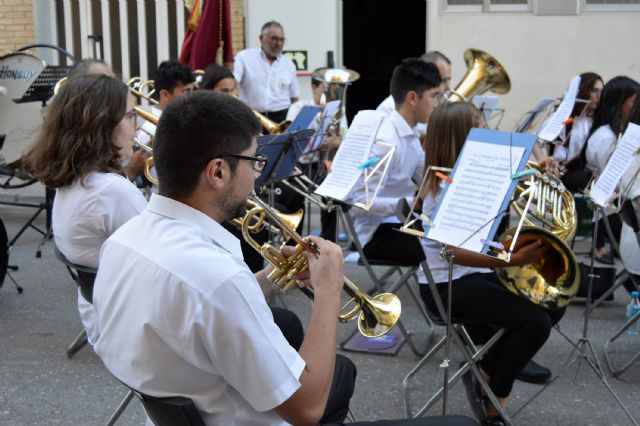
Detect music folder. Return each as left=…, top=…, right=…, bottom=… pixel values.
left=255, top=128, right=316, bottom=187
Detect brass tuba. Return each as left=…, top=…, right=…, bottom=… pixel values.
left=448, top=48, right=511, bottom=103
left=495, top=165, right=580, bottom=309
left=237, top=194, right=402, bottom=337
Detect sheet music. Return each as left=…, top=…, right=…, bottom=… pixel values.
left=426, top=140, right=525, bottom=253
left=472, top=95, right=499, bottom=123
left=538, top=75, right=581, bottom=141
left=306, top=100, right=340, bottom=153
left=315, top=110, right=384, bottom=200
left=591, top=123, right=640, bottom=207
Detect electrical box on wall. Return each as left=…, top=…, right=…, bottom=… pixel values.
left=533, top=0, right=579, bottom=15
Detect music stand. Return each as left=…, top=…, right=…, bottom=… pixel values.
left=255, top=129, right=316, bottom=188
left=13, top=65, right=71, bottom=106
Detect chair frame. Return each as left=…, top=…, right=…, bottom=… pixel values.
left=339, top=207, right=434, bottom=357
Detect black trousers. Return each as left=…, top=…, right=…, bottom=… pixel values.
left=420, top=272, right=564, bottom=398
left=262, top=108, right=289, bottom=124
left=271, top=306, right=356, bottom=424
left=595, top=213, right=622, bottom=251
left=362, top=223, right=426, bottom=265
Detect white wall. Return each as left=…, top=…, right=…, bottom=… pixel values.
left=431, top=10, right=640, bottom=129
left=244, top=0, right=341, bottom=101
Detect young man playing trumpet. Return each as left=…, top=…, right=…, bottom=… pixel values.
left=92, top=91, right=476, bottom=426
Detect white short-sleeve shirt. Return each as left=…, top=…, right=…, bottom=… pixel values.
left=350, top=110, right=424, bottom=246
left=586, top=124, right=617, bottom=176
left=234, top=48, right=299, bottom=112
left=620, top=156, right=640, bottom=275
left=553, top=116, right=592, bottom=164
left=376, top=94, right=427, bottom=135
left=93, top=194, right=305, bottom=425
left=52, top=172, right=147, bottom=344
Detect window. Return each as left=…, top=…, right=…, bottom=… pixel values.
left=442, top=0, right=531, bottom=12
left=582, top=0, right=640, bottom=11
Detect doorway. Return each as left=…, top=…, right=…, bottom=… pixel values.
left=342, top=0, right=427, bottom=122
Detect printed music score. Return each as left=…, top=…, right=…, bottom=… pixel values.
left=425, top=128, right=534, bottom=255
left=538, top=75, right=581, bottom=142
left=590, top=123, right=640, bottom=207
left=315, top=110, right=385, bottom=200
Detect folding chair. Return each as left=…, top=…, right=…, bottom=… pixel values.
left=127, top=389, right=205, bottom=426
left=603, top=199, right=640, bottom=376
left=53, top=244, right=96, bottom=357
left=401, top=257, right=509, bottom=424
left=338, top=205, right=433, bottom=357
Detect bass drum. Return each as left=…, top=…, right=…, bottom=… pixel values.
left=0, top=52, right=45, bottom=190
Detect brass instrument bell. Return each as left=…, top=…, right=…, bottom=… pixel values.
left=448, top=48, right=511, bottom=102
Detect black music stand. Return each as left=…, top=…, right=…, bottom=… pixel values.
left=13, top=65, right=71, bottom=106
left=255, top=128, right=316, bottom=188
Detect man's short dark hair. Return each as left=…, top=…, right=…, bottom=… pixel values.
left=154, top=91, right=261, bottom=199
left=390, top=58, right=442, bottom=105
left=420, top=50, right=451, bottom=66
left=155, top=60, right=196, bottom=93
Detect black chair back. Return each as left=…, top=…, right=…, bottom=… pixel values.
left=134, top=392, right=205, bottom=426
left=620, top=199, right=640, bottom=233
left=53, top=244, right=97, bottom=304
left=0, top=217, right=8, bottom=288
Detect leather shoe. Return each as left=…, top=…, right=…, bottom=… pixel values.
left=484, top=415, right=506, bottom=426
left=516, top=359, right=551, bottom=384
left=595, top=252, right=614, bottom=265
left=461, top=363, right=487, bottom=422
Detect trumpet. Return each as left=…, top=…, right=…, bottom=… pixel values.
left=238, top=194, right=401, bottom=338
left=128, top=76, right=159, bottom=105
left=133, top=106, right=159, bottom=185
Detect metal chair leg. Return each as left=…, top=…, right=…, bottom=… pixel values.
left=65, top=329, right=88, bottom=358
left=603, top=309, right=640, bottom=377
left=105, top=390, right=135, bottom=426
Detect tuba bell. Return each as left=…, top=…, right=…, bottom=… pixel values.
left=236, top=194, right=402, bottom=338
left=448, top=48, right=511, bottom=103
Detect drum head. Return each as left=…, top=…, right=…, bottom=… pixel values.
left=0, top=52, right=46, bottom=100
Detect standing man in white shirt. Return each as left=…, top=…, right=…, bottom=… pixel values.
left=233, top=21, right=299, bottom=123
left=351, top=58, right=441, bottom=264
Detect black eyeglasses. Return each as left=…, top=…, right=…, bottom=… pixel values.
left=222, top=153, right=269, bottom=173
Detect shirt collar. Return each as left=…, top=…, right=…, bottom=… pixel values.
left=146, top=193, right=243, bottom=259
left=259, top=48, right=280, bottom=62
left=389, top=110, right=418, bottom=138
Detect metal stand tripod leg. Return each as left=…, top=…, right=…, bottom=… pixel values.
left=513, top=204, right=637, bottom=425
left=105, top=390, right=134, bottom=426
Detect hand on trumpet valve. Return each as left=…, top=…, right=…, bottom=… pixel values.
left=300, top=235, right=344, bottom=297
left=125, top=148, right=152, bottom=181
left=278, top=245, right=312, bottom=288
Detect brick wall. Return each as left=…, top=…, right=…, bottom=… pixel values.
left=0, top=0, right=35, bottom=52
left=230, top=0, right=245, bottom=55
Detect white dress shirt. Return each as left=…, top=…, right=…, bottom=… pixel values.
left=553, top=116, right=592, bottom=164
left=52, top=172, right=147, bottom=344
left=586, top=124, right=617, bottom=176
left=418, top=191, right=490, bottom=284
left=350, top=110, right=424, bottom=246
left=93, top=194, right=305, bottom=425
left=234, top=48, right=299, bottom=112
left=376, top=94, right=427, bottom=135
left=620, top=156, right=640, bottom=275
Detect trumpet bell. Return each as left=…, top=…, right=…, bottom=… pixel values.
left=357, top=292, right=402, bottom=338
left=495, top=226, right=580, bottom=310
left=448, top=48, right=511, bottom=102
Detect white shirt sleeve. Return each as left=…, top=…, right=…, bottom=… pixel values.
left=233, top=51, right=245, bottom=83
left=289, top=63, right=300, bottom=99
left=97, top=178, right=148, bottom=236
left=201, top=272, right=305, bottom=412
